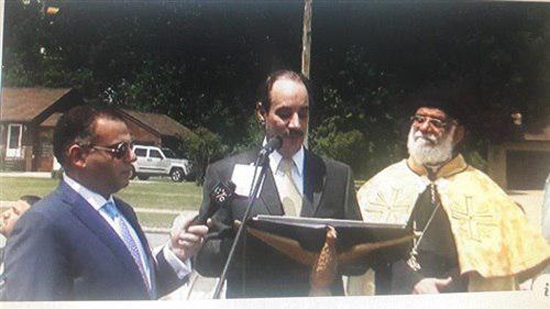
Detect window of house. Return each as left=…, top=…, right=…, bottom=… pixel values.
left=6, top=124, right=23, bottom=158
left=8, top=124, right=22, bottom=149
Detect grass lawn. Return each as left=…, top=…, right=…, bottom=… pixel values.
left=0, top=177, right=60, bottom=200
left=119, top=179, right=203, bottom=211
left=0, top=176, right=203, bottom=211
left=136, top=212, right=180, bottom=229
left=1, top=175, right=368, bottom=229
left=1, top=176, right=367, bottom=207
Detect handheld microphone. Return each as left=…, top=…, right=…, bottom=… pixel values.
left=256, top=136, right=283, bottom=165
left=192, top=180, right=236, bottom=225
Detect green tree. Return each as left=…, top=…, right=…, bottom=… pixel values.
left=181, top=127, right=229, bottom=185
left=310, top=119, right=369, bottom=175
left=4, top=1, right=550, bottom=178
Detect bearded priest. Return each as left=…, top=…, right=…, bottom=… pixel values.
left=352, top=86, right=550, bottom=295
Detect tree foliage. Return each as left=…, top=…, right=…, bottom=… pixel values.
left=180, top=127, right=229, bottom=185
left=3, top=1, right=550, bottom=179
left=311, top=120, right=369, bottom=174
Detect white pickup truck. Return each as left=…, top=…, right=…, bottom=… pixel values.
left=131, top=145, right=192, bottom=182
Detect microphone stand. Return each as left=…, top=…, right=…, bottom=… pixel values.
left=212, top=153, right=270, bottom=299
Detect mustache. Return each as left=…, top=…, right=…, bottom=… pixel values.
left=413, top=131, right=438, bottom=144
left=283, top=129, right=305, bottom=138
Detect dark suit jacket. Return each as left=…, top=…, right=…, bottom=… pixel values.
left=4, top=182, right=184, bottom=301
left=195, top=149, right=365, bottom=298
left=0, top=246, right=5, bottom=300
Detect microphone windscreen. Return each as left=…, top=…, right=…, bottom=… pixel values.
left=265, top=136, right=283, bottom=152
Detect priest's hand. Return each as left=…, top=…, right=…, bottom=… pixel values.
left=169, top=214, right=209, bottom=261
left=412, top=277, right=452, bottom=294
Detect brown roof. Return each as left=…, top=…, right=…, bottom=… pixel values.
left=1, top=87, right=73, bottom=122
left=120, top=109, right=193, bottom=138
left=41, top=112, right=62, bottom=127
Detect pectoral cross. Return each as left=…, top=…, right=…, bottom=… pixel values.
left=406, top=221, right=423, bottom=272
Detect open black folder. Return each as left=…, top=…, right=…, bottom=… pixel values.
left=246, top=215, right=414, bottom=264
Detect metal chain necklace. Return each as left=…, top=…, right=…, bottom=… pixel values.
left=406, top=182, right=441, bottom=272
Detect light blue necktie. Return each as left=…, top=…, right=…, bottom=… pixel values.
left=102, top=201, right=150, bottom=292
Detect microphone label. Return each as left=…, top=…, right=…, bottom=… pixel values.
left=213, top=185, right=231, bottom=204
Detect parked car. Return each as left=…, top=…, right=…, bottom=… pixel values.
left=131, top=145, right=192, bottom=182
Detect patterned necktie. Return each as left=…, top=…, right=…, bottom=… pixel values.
left=102, top=201, right=150, bottom=292
left=279, top=158, right=302, bottom=216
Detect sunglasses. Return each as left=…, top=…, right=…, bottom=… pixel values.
left=410, top=115, right=450, bottom=129
left=91, top=141, right=134, bottom=160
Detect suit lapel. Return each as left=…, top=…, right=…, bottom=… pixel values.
left=302, top=150, right=326, bottom=217
left=237, top=150, right=285, bottom=216
left=59, top=183, right=148, bottom=293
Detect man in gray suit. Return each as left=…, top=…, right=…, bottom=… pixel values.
left=195, top=70, right=365, bottom=298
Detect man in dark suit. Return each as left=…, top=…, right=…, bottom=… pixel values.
left=195, top=70, right=365, bottom=298
left=4, top=105, right=208, bottom=300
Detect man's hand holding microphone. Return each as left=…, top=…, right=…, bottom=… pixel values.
left=169, top=180, right=236, bottom=261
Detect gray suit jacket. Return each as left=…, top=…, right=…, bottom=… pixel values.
left=195, top=149, right=365, bottom=298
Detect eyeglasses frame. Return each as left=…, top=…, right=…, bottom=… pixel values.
left=89, top=141, right=134, bottom=160
left=410, top=114, right=457, bottom=129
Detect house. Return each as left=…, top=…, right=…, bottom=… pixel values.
left=115, top=109, right=194, bottom=153
left=488, top=123, right=550, bottom=190
left=0, top=87, right=83, bottom=171
left=1, top=87, right=194, bottom=172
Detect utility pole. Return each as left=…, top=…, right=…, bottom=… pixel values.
left=0, top=0, right=5, bottom=89
left=301, top=0, right=312, bottom=79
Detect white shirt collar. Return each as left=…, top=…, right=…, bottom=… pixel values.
left=63, top=174, right=115, bottom=211
left=263, top=137, right=305, bottom=176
